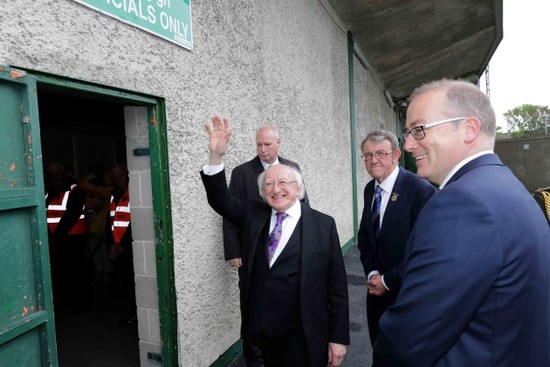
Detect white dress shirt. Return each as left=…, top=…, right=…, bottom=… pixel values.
left=268, top=200, right=301, bottom=267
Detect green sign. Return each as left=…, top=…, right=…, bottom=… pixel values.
left=74, top=0, right=192, bottom=50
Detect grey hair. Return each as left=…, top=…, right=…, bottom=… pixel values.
left=409, top=78, right=496, bottom=142
left=257, top=165, right=305, bottom=200
left=257, top=125, right=280, bottom=139
left=360, top=130, right=400, bottom=151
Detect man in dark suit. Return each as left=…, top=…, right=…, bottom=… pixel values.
left=202, top=116, right=349, bottom=367
left=374, top=79, right=550, bottom=366
left=224, top=125, right=309, bottom=366
left=357, top=130, right=435, bottom=350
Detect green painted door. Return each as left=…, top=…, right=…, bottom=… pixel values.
left=0, top=66, right=58, bottom=366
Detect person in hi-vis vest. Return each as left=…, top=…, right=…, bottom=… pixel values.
left=45, top=162, right=92, bottom=311
left=108, top=163, right=136, bottom=323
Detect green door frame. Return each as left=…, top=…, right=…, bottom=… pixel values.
left=21, top=68, right=179, bottom=366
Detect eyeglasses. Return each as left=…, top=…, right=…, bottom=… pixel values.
left=403, top=117, right=466, bottom=141
left=361, top=151, right=392, bottom=161
left=263, top=180, right=297, bottom=189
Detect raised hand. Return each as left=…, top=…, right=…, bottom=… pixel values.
left=204, top=115, right=232, bottom=165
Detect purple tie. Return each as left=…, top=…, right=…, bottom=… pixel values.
left=268, top=212, right=288, bottom=263
left=372, top=185, right=382, bottom=238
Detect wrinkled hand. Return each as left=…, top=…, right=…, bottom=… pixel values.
left=328, top=342, right=346, bottom=367
left=204, top=115, right=232, bottom=165
left=228, top=258, right=242, bottom=268
left=367, top=274, right=387, bottom=296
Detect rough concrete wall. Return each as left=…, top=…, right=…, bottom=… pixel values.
left=354, top=63, right=397, bottom=215
left=0, top=0, right=392, bottom=365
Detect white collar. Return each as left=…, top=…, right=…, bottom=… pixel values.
left=261, top=157, right=280, bottom=170
left=376, top=165, right=399, bottom=193
left=271, top=199, right=301, bottom=219
left=439, top=151, right=494, bottom=189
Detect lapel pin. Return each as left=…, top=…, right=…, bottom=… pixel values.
left=391, top=193, right=399, bottom=202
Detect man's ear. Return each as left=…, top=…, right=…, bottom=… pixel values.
left=463, top=117, right=481, bottom=143
left=392, top=149, right=402, bottom=163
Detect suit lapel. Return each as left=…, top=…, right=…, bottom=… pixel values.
left=247, top=205, right=271, bottom=275
left=252, top=156, right=265, bottom=176
left=299, top=203, right=317, bottom=291
left=382, top=167, right=403, bottom=231
left=446, top=154, right=502, bottom=187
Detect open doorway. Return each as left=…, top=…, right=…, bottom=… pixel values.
left=38, top=86, right=140, bottom=366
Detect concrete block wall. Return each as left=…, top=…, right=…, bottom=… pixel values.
left=495, top=135, right=550, bottom=192
left=125, top=107, right=162, bottom=366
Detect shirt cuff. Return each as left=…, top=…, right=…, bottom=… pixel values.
left=202, top=163, right=224, bottom=176
left=367, top=270, right=380, bottom=280
left=380, top=275, right=390, bottom=291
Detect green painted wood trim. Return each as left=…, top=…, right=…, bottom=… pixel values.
left=148, top=101, right=179, bottom=366
left=341, top=237, right=355, bottom=255
left=16, top=67, right=157, bottom=105
left=18, top=68, right=179, bottom=366
left=1, top=66, right=60, bottom=366
left=210, top=339, right=242, bottom=367
left=0, top=312, right=49, bottom=347
left=347, top=32, right=359, bottom=246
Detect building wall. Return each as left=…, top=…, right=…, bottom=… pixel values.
left=495, top=135, right=550, bottom=193
left=0, top=0, right=395, bottom=365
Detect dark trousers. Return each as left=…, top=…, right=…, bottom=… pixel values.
left=239, top=266, right=264, bottom=367
left=258, top=329, right=310, bottom=367
left=367, top=294, right=392, bottom=347
left=50, top=234, right=93, bottom=309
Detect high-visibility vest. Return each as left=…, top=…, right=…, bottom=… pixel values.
left=110, top=189, right=131, bottom=245
left=46, top=184, right=86, bottom=235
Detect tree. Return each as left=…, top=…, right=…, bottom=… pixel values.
left=503, top=104, right=550, bottom=138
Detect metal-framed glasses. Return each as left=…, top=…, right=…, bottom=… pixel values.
left=403, top=117, right=466, bottom=141
left=263, top=180, right=297, bottom=189
left=361, top=150, right=392, bottom=161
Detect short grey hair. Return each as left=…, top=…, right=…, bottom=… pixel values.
left=257, top=165, right=305, bottom=201
left=409, top=78, right=496, bottom=141
left=360, top=130, right=400, bottom=151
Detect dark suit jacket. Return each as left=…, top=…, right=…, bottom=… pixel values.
left=223, top=155, right=309, bottom=260
left=202, top=169, right=349, bottom=365
left=357, top=166, right=435, bottom=293
left=374, top=154, right=550, bottom=367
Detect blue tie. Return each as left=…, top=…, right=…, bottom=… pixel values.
left=372, top=186, right=382, bottom=238
left=268, top=212, right=288, bottom=263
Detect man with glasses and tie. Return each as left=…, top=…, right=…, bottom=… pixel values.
left=357, top=130, right=435, bottom=354
left=223, top=124, right=309, bottom=366
left=373, top=79, right=550, bottom=367
left=201, top=116, right=349, bottom=367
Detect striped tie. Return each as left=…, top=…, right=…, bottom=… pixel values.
left=372, top=185, right=382, bottom=238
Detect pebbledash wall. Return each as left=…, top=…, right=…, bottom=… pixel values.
left=0, top=0, right=394, bottom=366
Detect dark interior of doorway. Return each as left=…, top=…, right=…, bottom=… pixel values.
left=38, top=86, right=140, bottom=367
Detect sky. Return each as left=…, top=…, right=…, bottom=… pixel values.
left=480, top=0, right=550, bottom=131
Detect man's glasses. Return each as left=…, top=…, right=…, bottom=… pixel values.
left=361, top=151, right=392, bottom=161
left=264, top=180, right=297, bottom=189
left=403, top=117, right=466, bottom=141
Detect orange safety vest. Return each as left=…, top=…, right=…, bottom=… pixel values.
left=46, top=184, right=87, bottom=235
left=110, top=189, right=131, bottom=245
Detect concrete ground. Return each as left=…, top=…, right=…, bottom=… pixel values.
left=229, top=244, right=373, bottom=366
left=55, top=284, right=140, bottom=367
